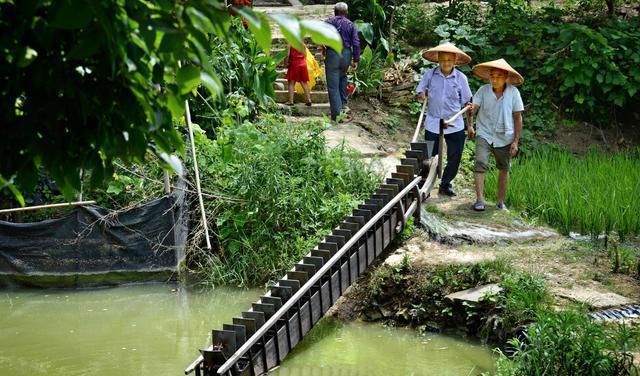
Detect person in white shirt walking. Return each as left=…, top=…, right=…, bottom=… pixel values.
left=468, top=58, right=524, bottom=211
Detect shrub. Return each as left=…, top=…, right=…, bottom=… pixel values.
left=188, top=115, right=380, bottom=286
left=493, top=310, right=640, bottom=376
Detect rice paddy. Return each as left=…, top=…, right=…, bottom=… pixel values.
left=485, top=148, right=640, bottom=239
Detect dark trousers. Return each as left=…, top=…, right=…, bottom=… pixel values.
left=425, top=129, right=466, bottom=189
left=325, top=48, right=352, bottom=121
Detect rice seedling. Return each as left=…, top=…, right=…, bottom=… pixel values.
left=486, top=148, right=640, bottom=239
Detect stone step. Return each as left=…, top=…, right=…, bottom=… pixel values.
left=276, top=69, right=328, bottom=80
left=275, top=90, right=328, bottom=103
left=275, top=78, right=326, bottom=89
left=445, top=284, right=503, bottom=304
left=271, top=36, right=316, bottom=49
left=277, top=102, right=331, bottom=117
left=253, top=0, right=294, bottom=6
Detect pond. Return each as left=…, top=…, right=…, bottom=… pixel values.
left=0, top=284, right=495, bottom=375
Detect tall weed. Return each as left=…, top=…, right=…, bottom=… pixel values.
left=188, top=116, right=380, bottom=286
left=493, top=310, right=640, bottom=376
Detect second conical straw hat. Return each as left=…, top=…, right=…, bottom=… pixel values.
left=421, top=42, right=472, bottom=66
left=472, top=58, right=524, bottom=86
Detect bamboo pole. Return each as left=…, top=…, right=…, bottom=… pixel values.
left=444, top=105, right=471, bottom=126
left=163, top=170, right=171, bottom=194
left=185, top=99, right=212, bottom=250
left=411, top=98, right=428, bottom=143
left=0, top=201, right=96, bottom=214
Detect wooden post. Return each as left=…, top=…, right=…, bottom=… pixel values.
left=163, top=170, right=171, bottom=194
left=438, top=119, right=445, bottom=178
left=78, top=169, right=84, bottom=201
left=185, top=99, right=212, bottom=250
left=411, top=98, right=428, bottom=143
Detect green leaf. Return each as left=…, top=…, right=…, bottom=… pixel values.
left=300, top=20, right=343, bottom=54
left=166, top=91, right=185, bottom=119
left=200, top=71, right=222, bottom=99
left=176, top=65, right=200, bottom=94
left=355, top=21, right=374, bottom=45
left=159, top=152, right=184, bottom=176
left=159, top=32, right=186, bottom=53
left=50, top=0, right=93, bottom=29
left=380, top=37, right=389, bottom=53
left=186, top=7, right=215, bottom=33
left=269, top=13, right=303, bottom=52
left=0, top=175, right=25, bottom=207
left=238, top=9, right=272, bottom=54
left=17, top=47, right=38, bottom=68
left=106, top=181, right=123, bottom=195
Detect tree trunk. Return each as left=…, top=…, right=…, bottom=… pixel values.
left=388, top=0, right=397, bottom=52
left=606, top=0, right=615, bottom=18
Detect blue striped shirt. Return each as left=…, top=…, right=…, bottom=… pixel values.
left=416, top=67, right=472, bottom=134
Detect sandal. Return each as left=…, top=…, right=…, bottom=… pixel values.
left=339, top=114, right=353, bottom=123
left=496, top=202, right=508, bottom=211
left=285, top=102, right=294, bottom=106
left=473, top=200, right=486, bottom=212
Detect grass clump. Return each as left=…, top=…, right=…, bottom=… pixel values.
left=485, top=148, right=640, bottom=239
left=493, top=310, right=640, bottom=376
left=188, top=115, right=379, bottom=287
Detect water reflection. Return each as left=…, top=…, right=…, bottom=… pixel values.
left=0, top=284, right=261, bottom=376
left=0, top=284, right=495, bottom=376
left=270, top=320, right=495, bottom=376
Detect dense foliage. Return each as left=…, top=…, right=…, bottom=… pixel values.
left=494, top=310, right=640, bottom=376
left=393, top=0, right=640, bottom=132
left=188, top=116, right=379, bottom=286
left=0, top=0, right=341, bottom=202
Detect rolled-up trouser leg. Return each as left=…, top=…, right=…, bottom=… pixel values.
left=325, top=49, right=342, bottom=121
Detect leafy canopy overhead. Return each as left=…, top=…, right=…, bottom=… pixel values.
left=0, top=0, right=342, bottom=203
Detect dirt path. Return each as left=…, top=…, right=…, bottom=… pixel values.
left=324, top=116, right=640, bottom=317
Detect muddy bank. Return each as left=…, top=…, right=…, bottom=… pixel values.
left=327, top=187, right=640, bottom=349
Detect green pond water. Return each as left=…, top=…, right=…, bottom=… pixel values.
left=0, top=284, right=495, bottom=376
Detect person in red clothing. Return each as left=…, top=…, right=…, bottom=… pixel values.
left=231, top=0, right=251, bottom=29
left=284, top=44, right=312, bottom=106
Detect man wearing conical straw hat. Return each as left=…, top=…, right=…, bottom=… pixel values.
left=415, top=42, right=473, bottom=197
left=468, top=58, right=525, bottom=211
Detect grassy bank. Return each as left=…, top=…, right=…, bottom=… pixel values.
left=358, top=258, right=639, bottom=375
left=187, top=115, right=380, bottom=287
left=485, top=149, right=640, bottom=239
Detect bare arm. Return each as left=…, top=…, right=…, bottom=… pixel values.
left=511, top=111, right=523, bottom=156
left=464, top=102, right=474, bottom=140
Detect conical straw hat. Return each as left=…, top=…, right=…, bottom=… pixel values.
left=472, top=58, right=524, bottom=86
left=421, top=42, right=472, bottom=66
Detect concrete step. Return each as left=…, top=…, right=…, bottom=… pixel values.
left=253, top=0, right=293, bottom=6
left=275, top=90, right=329, bottom=103
left=276, top=69, right=328, bottom=80
left=271, top=36, right=316, bottom=49
left=277, top=102, right=331, bottom=117
left=275, top=78, right=326, bottom=90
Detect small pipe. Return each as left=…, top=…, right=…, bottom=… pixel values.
left=0, top=201, right=96, bottom=214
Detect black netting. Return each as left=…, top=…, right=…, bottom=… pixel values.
left=0, top=191, right=188, bottom=288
